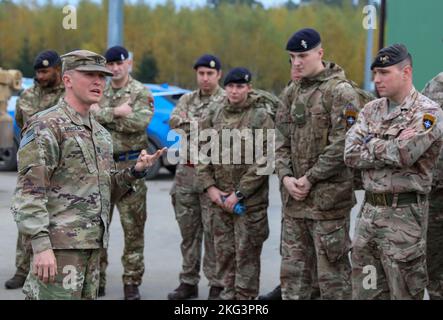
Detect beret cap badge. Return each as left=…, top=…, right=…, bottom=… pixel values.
left=380, top=55, right=390, bottom=64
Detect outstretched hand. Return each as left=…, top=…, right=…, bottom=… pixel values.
left=134, top=148, right=167, bottom=172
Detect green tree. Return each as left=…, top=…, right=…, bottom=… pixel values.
left=134, top=52, right=158, bottom=83
left=284, top=0, right=299, bottom=10
left=14, top=37, right=34, bottom=77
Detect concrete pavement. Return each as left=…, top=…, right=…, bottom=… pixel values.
left=0, top=169, right=362, bottom=300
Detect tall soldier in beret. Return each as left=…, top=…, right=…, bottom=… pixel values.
left=167, top=54, right=225, bottom=300
left=422, top=73, right=443, bottom=300
left=5, top=50, right=65, bottom=290
left=90, top=45, right=154, bottom=300
left=11, top=49, right=165, bottom=300
left=345, top=44, right=443, bottom=299
left=259, top=63, right=321, bottom=301
left=276, top=28, right=361, bottom=299
left=197, top=67, right=274, bottom=300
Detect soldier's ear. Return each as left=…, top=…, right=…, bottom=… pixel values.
left=318, top=47, right=324, bottom=59
left=402, top=65, right=413, bottom=81
left=62, top=72, right=73, bottom=88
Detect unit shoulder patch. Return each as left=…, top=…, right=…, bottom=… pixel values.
left=423, top=113, right=436, bottom=130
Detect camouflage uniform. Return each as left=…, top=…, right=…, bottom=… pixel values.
left=13, top=81, right=65, bottom=279
left=421, top=74, right=443, bottom=299
left=197, top=92, right=274, bottom=300
left=15, top=82, right=65, bottom=129
left=275, top=62, right=361, bottom=300
left=93, top=76, right=154, bottom=288
left=169, top=86, right=225, bottom=287
left=11, top=99, right=139, bottom=299
left=345, top=88, right=443, bottom=299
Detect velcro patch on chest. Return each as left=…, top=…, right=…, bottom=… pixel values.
left=423, top=113, right=436, bottom=130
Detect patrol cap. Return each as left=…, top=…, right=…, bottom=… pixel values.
left=193, top=54, right=221, bottom=71
left=371, top=43, right=411, bottom=70
left=286, top=28, right=322, bottom=52
left=61, top=50, right=113, bottom=76
left=223, top=67, right=252, bottom=86
left=105, top=45, right=129, bottom=63
left=33, top=50, right=61, bottom=70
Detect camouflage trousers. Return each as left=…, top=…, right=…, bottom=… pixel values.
left=23, top=249, right=100, bottom=300
left=171, top=188, right=218, bottom=287
left=279, top=187, right=320, bottom=299
left=13, top=232, right=31, bottom=277
left=99, top=159, right=147, bottom=287
left=427, top=188, right=443, bottom=300
left=352, top=200, right=428, bottom=300
left=210, top=205, right=269, bottom=300
left=280, top=216, right=352, bottom=300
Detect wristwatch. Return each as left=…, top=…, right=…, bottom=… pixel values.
left=235, top=190, right=245, bottom=200
left=131, top=166, right=147, bottom=179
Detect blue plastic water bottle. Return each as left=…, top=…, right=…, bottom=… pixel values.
left=221, top=196, right=246, bottom=215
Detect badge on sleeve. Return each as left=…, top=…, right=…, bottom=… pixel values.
left=423, top=113, right=436, bottom=130
left=345, top=104, right=358, bottom=127
left=19, top=128, right=36, bottom=149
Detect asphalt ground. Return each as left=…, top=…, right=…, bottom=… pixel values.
left=0, top=169, right=364, bottom=300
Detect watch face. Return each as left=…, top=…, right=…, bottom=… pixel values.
left=235, top=191, right=244, bottom=199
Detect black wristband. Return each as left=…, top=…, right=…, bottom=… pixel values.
left=131, top=166, right=147, bottom=179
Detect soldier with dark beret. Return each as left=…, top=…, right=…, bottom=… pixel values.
left=198, top=67, right=274, bottom=300
left=105, top=45, right=129, bottom=63
left=345, top=44, right=443, bottom=299
left=223, top=67, right=251, bottom=86
left=370, top=43, right=412, bottom=70
left=194, top=54, right=222, bottom=71
left=168, top=54, right=225, bottom=300
left=5, top=50, right=65, bottom=290
left=276, top=27, right=361, bottom=300
left=91, top=45, right=154, bottom=300
left=15, top=50, right=64, bottom=129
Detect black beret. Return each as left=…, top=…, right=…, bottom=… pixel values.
left=286, top=28, right=321, bottom=52
left=193, top=54, right=221, bottom=71
left=371, top=43, right=411, bottom=70
left=105, top=45, right=129, bottom=63
left=33, top=50, right=61, bottom=70
left=224, top=67, right=252, bottom=86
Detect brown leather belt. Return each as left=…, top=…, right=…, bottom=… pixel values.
left=365, top=191, right=426, bottom=207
